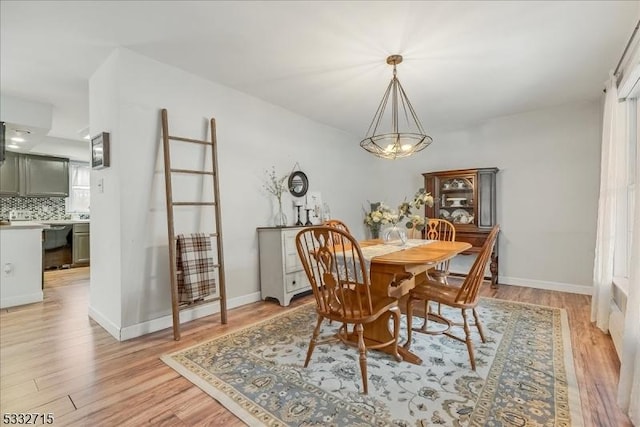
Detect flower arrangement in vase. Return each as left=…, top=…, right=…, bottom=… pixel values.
left=364, top=188, right=434, bottom=244
left=263, top=167, right=289, bottom=227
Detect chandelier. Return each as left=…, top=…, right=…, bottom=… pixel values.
left=360, top=55, right=432, bottom=159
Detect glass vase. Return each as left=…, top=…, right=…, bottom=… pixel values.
left=274, top=199, right=287, bottom=227
left=382, top=224, right=407, bottom=246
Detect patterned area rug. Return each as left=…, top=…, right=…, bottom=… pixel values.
left=162, top=298, right=584, bottom=426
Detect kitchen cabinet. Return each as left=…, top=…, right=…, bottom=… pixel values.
left=0, top=151, right=69, bottom=197
left=72, top=223, right=90, bottom=265
left=0, top=151, right=20, bottom=196
left=258, top=226, right=310, bottom=306
left=423, top=167, right=499, bottom=287
left=0, top=223, right=45, bottom=308
left=24, top=154, right=69, bottom=197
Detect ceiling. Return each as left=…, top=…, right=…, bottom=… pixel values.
left=1, top=1, right=637, bottom=147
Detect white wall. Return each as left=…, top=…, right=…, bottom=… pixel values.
left=88, top=52, right=122, bottom=337
left=0, top=94, right=52, bottom=131
left=368, top=100, right=601, bottom=293
left=89, top=48, right=602, bottom=339
left=89, top=48, right=370, bottom=339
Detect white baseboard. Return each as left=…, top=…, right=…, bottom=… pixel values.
left=0, top=291, right=44, bottom=309
left=498, top=276, right=592, bottom=295
left=88, top=305, right=122, bottom=340
left=118, top=291, right=263, bottom=341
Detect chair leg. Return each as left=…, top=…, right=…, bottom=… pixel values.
left=472, top=308, right=486, bottom=343
left=420, top=300, right=438, bottom=333
left=304, top=316, right=324, bottom=368
left=420, top=300, right=429, bottom=331
left=355, top=323, right=368, bottom=394
left=461, top=309, right=476, bottom=371
left=438, top=274, right=448, bottom=314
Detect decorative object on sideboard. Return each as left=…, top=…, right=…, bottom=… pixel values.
left=263, top=166, right=289, bottom=227
left=321, top=202, right=331, bottom=222
left=304, top=208, right=313, bottom=226
left=91, top=132, right=110, bottom=169
left=288, top=170, right=308, bottom=198
left=293, top=200, right=304, bottom=226
left=360, top=54, right=433, bottom=160
left=305, top=192, right=323, bottom=225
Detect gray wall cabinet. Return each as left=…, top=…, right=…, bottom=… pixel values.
left=0, top=151, right=21, bottom=196
left=0, top=152, right=69, bottom=197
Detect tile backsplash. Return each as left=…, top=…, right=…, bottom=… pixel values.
left=0, top=197, right=67, bottom=220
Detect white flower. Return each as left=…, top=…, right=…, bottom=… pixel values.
left=409, top=214, right=425, bottom=225
left=263, top=167, right=289, bottom=201
left=364, top=188, right=434, bottom=233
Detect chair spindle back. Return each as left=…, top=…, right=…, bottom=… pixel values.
left=423, top=219, right=456, bottom=273
left=322, top=219, right=352, bottom=235
left=454, top=225, right=499, bottom=304
left=296, top=226, right=374, bottom=319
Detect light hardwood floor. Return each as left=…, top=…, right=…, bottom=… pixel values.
left=0, top=268, right=631, bottom=426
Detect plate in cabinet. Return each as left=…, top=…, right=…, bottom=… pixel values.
left=451, top=209, right=474, bottom=224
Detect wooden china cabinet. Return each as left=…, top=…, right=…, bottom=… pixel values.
left=423, top=167, right=499, bottom=287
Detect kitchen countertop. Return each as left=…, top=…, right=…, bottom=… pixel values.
left=0, top=221, right=51, bottom=230
left=40, top=219, right=90, bottom=225
left=0, top=219, right=90, bottom=229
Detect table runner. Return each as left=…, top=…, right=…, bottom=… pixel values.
left=338, top=239, right=436, bottom=282
left=359, top=239, right=436, bottom=261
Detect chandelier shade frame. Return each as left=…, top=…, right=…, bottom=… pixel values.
left=360, top=54, right=433, bottom=160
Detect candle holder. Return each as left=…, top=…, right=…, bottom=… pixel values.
left=295, top=205, right=303, bottom=226
left=305, top=208, right=313, bottom=226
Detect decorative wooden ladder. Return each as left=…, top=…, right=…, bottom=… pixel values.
left=160, top=108, right=227, bottom=340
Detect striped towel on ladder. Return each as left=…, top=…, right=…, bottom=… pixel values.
left=176, top=233, right=216, bottom=303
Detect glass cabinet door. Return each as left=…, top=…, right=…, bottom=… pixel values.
left=423, top=167, right=497, bottom=232
left=437, top=174, right=477, bottom=226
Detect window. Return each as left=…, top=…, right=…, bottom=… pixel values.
left=613, top=98, right=638, bottom=295
left=66, top=162, right=90, bottom=214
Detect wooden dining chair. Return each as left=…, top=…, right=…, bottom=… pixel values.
left=409, top=219, right=456, bottom=330
left=422, top=219, right=456, bottom=285
left=322, top=219, right=352, bottom=235
left=404, top=225, right=499, bottom=371
left=296, top=226, right=401, bottom=394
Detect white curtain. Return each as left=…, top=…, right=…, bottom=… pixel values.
left=591, top=74, right=624, bottom=330
left=618, top=102, right=640, bottom=425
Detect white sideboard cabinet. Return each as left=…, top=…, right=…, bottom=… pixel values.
left=257, top=226, right=310, bottom=306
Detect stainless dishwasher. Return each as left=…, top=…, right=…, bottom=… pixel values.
left=43, top=224, right=73, bottom=269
